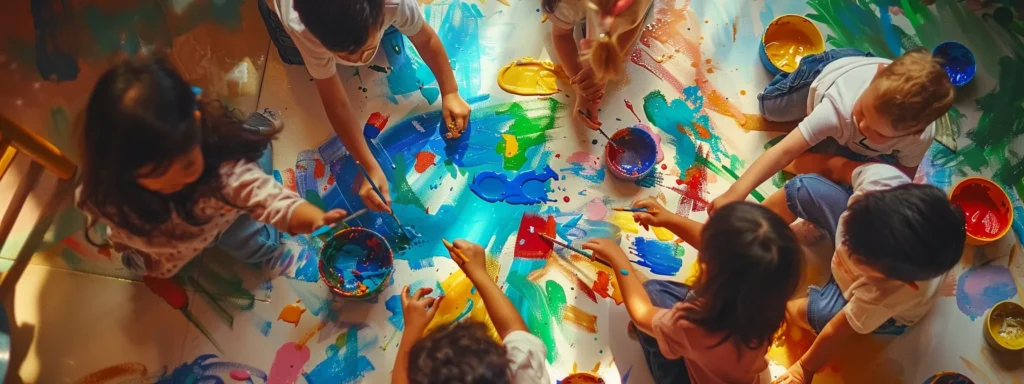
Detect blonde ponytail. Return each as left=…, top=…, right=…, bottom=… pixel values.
left=584, top=36, right=624, bottom=82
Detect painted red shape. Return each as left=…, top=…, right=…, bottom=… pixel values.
left=327, top=172, right=335, bottom=186
left=414, top=151, right=437, bottom=173
left=229, top=370, right=251, bottom=381
left=281, top=168, right=297, bottom=192
left=954, top=184, right=1009, bottom=238
left=593, top=271, right=612, bottom=298
left=576, top=277, right=598, bottom=303
left=313, top=158, right=326, bottom=179
left=367, top=112, right=390, bottom=131
left=513, top=214, right=555, bottom=259
left=143, top=276, right=188, bottom=310
left=625, top=99, right=641, bottom=122
left=268, top=342, right=310, bottom=384
left=563, top=196, right=571, bottom=203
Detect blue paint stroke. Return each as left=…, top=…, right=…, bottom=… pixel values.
left=293, top=246, right=321, bottom=283
left=254, top=317, right=272, bottom=337
left=556, top=215, right=584, bottom=241
left=384, top=294, right=404, bottom=330
left=287, top=279, right=333, bottom=317
left=630, top=237, right=683, bottom=276
left=955, top=264, right=1018, bottom=320
left=156, top=354, right=267, bottom=384
left=31, top=0, right=80, bottom=81
left=305, top=327, right=375, bottom=384
left=622, top=365, right=633, bottom=384
left=381, top=29, right=439, bottom=104
left=436, top=1, right=484, bottom=96
left=469, top=166, right=558, bottom=204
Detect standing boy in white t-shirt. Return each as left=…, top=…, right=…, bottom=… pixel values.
left=392, top=240, right=551, bottom=384
left=762, top=156, right=966, bottom=384
left=258, top=0, right=470, bottom=213
left=709, top=48, right=955, bottom=212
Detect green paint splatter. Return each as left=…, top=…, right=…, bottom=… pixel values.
left=494, top=98, right=563, bottom=171
left=505, top=272, right=558, bottom=362
left=806, top=0, right=908, bottom=58
left=392, top=154, right=427, bottom=210
left=544, top=280, right=567, bottom=317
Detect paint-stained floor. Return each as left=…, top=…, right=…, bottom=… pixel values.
left=6, top=0, right=1024, bottom=383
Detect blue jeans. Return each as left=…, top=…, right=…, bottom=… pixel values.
left=759, top=49, right=870, bottom=123
left=784, top=175, right=907, bottom=335
left=258, top=0, right=304, bottom=65
left=634, top=280, right=695, bottom=384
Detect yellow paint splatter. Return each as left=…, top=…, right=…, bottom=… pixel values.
left=740, top=90, right=747, bottom=95
left=541, top=13, right=549, bottom=23
left=563, top=305, right=598, bottom=333
left=652, top=226, right=675, bottom=242
left=501, top=134, right=519, bottom=158
left=497, top=57, right=567, bottom=96
left=607, top=212, right=640, bottom=234
left=278, top=300, right=306, bottom=327
left=426, top=271, right=499, bottom=340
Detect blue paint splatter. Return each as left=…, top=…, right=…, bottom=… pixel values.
left=384, top=294, right=404, bottom=330
left=955, top=264, right=1018, bottom=320
left=293, top=246, right=321, bottom=283
left=435, top=1, right=484, bottom=96
left=381, top=29, right=439, bottom=104
left=304, top=327, right=375, bottom=384
left=630, top=237, right=684, bottom=276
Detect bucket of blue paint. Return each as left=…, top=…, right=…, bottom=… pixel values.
left=605, top=127, right=658, bottom=182
left=759, top=14, right=824, bottom=75
left=319, top=227, right=394, bottom=299
left=932, top=41, right=976, bottom=87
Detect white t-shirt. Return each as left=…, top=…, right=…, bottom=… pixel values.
left=832, top=163, right=948, bottom=334
left=503, top=331, right=551, bottom=384
left=798, top=57, right=935, bottom=167
left=269, top=0, right=425, bottom=79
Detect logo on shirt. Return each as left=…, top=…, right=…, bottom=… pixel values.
left=857, top=137, right=878, bottom=152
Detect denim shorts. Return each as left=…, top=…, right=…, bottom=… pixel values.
left=784, top=174, right=906, bottom=335
left=258, top=0, right=304, bottom=65
left=759, top=48, right=870, bottom=123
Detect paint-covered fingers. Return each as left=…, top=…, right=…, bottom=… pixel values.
left=442, top=93, right=471, bottom=139
left=581, top=238, right=630, bottom=269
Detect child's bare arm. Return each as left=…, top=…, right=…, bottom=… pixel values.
left=632, top=198, right=703, bottom=250
left=287, top=203, right=346, bottom=234
left=711, top=130, right=811, bottom=213
left=775, top=310, right=860, bottom=383
left=449, top=240, right=530, bottom=338
left=551, top=24, right=584, bottom=80
left=582, top=239, right=659, bottom=333
left=407, top=24, right=459, bottom=98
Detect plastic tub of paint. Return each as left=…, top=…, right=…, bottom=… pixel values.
left=605, top=127, right=658, bottom=182
left=949, top=177, right=1013, bottom=246
left=932, top=41, right=976, bottom=87
left=561, top=372, right=605, bottom=384
left=922, top=372, right=975, bottom=384
left=759, top=14, right=824, bottom=75
left=319, top=227, right=394, bottom=300
left=984, top=301, right=1024, bottom=352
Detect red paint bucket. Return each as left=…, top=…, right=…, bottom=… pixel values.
left=949, top=177, right=1013, bottom=245
left=605, top=127, right=658, bottom=182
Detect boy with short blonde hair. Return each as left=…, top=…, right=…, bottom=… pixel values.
left=710, top=48, right=955, bottom=212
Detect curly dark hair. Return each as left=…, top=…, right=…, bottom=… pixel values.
left=78, top=57, right=279, bottom=238
left=294, top=0, right=386, bottom=53
left=408, top=321, right=511, bottom=384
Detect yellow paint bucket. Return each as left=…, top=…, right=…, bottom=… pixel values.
left=759, top=14, right=824, bottom=75
left=984, top=301, right=1024, bottom=352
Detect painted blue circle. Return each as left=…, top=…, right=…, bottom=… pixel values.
left=606, top=127, right=658, bottom=181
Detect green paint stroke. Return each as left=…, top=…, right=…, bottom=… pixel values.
left=806, top=0, right=911, bottom=58
left=505, top=272, right=558, bottom=362
left=392, top=154, right=427, bottom=210
left=544, top=280, right=567, bottom=317
left=494, top=98, right=563, bottom=171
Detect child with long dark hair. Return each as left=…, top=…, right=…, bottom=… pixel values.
left=583, top=201, right=802, bottom=383
left=77, top=58, right=346, bottom=278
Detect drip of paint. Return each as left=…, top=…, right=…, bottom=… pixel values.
left=625, top=100, right=641, bottom=122
left=496, top=57, right=567, bottom=96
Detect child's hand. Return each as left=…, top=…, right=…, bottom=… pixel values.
left=322, top=209, right=347, bottom=226
left=441, top=93, right=471, bottom=138
left=708, top=190, right=744, bottom=214
left=574, top=96, right=602, bottom=130
left=571, top=66, right=606, bottom=101
left=581, top=238, right=631, bottom=270
left=358, top=165, right=393, bottom=213
left=450, top=240, right=487, bottom=277
left=401, top=286, right=443, bottom=334
left=631, top=198, right=674, bottom=230
left=772, top=361, right=813, bottom=384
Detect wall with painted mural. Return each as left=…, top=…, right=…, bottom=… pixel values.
left=2, top=0, right=1023, bottom=383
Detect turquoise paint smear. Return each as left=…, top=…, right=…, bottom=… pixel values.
left=293, top=246, right=321, bottom=283
left=642, top=90, right=698, bottom=170
left=384, top=294, right=404, bottom=330
left=505, top=270, right=558, bottom=362
left=305, top=326, right=376, bottom=384
left=435, top=1, right=483, bottom=96
left=382, top=30, right=439, bottom=104
left=630, top=238, right=684, bottom=276
left=31, top=0, right=80, bottom=81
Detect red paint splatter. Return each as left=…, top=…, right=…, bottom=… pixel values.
left=143, top=276, right=189, bottom=310
left=563, top=196, right=571, bottom=203
left=281, top=168, right=297, bottom=192
left=555, top=153, right=561, bottom=158
left=414, top=151, right=437, bottom=173
left=593, top=271, right=612, bottom=298
left=675, top=179, right=684, bottom=185
left=513, top=214, right=555, bottom=259
left=624, top=100, right=641, bottom=122
left=326, top=172, right=335, bottom=186
left=576, top=277, right=598, bottom=303
left=366, top=112, right=390, bottom=131
left=675, top=150, right=711, bottom=214
left=313, top=158, right=326, bottom=179
left=661, top=164, right=668, bottom=170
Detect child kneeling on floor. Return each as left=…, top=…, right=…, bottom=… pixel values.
left=583, top=201, right=802, bottom=384
left=710, top=48, right=955, bottom=213
left=77, top=58, right=347, bottom=278
left=393, top=240, right=550, bottom=384
left=765, top=159, right=966, bottom=384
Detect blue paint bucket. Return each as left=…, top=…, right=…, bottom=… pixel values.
left=932, top=41, right=976, bottom=87
left=759, top=14, right=824, bottom=75
left=605, top=127, right=658, bottom=182
left=319, top=228, right=394, bottom=300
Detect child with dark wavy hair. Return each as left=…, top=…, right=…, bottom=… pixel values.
left=77, top=58, right=346, bottom=278
left=583, top=201, right=802, bottom=384
left=392, top=240, right=550, bottom=384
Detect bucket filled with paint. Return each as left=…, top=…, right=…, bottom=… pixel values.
left=760, top=14, right=824, bottom=75
left=922, top=372, right=975, bottom=384
left=984, top=301, right=1024, bottom=352
left=319, top=227, right=394, bottom=299
left=561, top=372, right=605, bottom=384
left=605, top=127, right=658, bottom=182
left=932, top=41, right=976, bottom=87
left=949, top=177, right=1013, bottom=246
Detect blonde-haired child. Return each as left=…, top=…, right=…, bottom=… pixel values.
left=545, top=0, right=653, bottom=129
left=710, top=48, right=955, bottom=212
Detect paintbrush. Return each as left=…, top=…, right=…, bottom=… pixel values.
left=355, top=162, right=410, bottom=237
left=612, top=207, right=657, bottom=213
left=536, top=233, right=616, bottom=268
left=442, top=238, right=469, bottom=264
left=311, top=208, right=369, bottom=239
left=596, top=127, right=619, bottom=148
